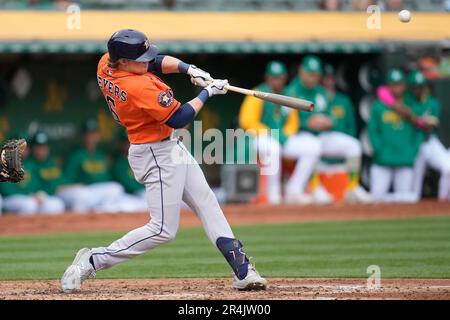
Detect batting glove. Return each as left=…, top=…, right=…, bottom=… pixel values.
left=188, top=65, right=213, bottom=87
left=204, top=79, right=228, bottom=97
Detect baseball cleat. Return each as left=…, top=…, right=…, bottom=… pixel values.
left=233, top=264, right=267, bottom=291
left=61, top=248, right=96, bottom=293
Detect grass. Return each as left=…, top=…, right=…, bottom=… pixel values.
left=0, top=216, right=450, bottom=280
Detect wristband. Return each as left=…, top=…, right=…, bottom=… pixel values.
left=198, top=89, right=210, bottom=102
left=178, top=61, right=190, bottom=74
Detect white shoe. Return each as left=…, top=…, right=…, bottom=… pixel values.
left=345, top=186, right=373, bottom=204
left=233, top=264, right=267, bottom=291
left=61, top=248, right=96, bottom=293
left=284, top=193, right=313, bottom=205
left=312, top=186, right=333, bottom=204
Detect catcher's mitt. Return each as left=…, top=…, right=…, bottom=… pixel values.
left=0, top=139, right=27, bottom=183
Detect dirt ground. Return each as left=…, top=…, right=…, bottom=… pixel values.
left=1, top=200, right=450, bottom=300
left=1, top=200, right=450, bottom=236
left=1, top=278, right=450, bottom=300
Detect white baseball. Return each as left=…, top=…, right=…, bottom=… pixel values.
left=398, top=10, right=411, bottom=23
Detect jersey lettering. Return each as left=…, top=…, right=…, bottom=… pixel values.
left=96, top=53, right=180, bottom=143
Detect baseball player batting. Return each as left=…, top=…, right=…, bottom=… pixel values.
left=60, top=29, right=267, bottom=292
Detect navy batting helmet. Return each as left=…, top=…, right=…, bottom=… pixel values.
left=107, top=29, right=158, bottom=63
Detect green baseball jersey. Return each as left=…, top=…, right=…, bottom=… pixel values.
left=112, top=155, right=143, bottom=194
left=255, top=83, right=295, bottom=144
left=405, top=91, right=441, bottom=143
left=328, top=91, right=357, bottom=137
left=286, top=78, right=329, bottom=134
left=64, top=148, right=111, bottom=185
left=368, top=100, right=421, bottom=167
left=0, top=159, right=40, bottom=196
left=29, top=157, right=70, bottom=195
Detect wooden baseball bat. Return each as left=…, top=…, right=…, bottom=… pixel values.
left=205, top=81, right=314, bottom=112
left=227, top=84, right=314, bottom=112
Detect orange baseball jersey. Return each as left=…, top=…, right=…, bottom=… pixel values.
left=97, top=53, right=181, bottom=144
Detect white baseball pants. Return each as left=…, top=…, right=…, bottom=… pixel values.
left=370, top=165, right=418, bottom=203
left=318, top=131, right=362, bottom=160
left=91, top=138, right=234, bottom=270
left=254, top=133, right=321, bottom=203
left=412, top=136, right=450, bottom=201
left=2, top=194, right=65, bottom=215
left=282, top=133, right=322, bottom=196
left=58, top=182, right=141, bottom=213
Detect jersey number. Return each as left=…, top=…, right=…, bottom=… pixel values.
left=106, top=96, right=123, bottom=125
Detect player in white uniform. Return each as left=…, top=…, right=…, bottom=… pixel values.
left=239, top=61, right=319, bottom=205
left=369, top=69, right=420, bottom=203
left=286, top=56, right=371, bottom=204
left=407, top=71, right=450, bottom=202
left=60, top=29, right=266, bottom=293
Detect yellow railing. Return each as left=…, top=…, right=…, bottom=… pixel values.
left=0, top=11, right=448, bottom=42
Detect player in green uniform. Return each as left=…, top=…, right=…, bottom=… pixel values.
left=58, top=119, right=129, bottom=213
left=405, top=71, right=450, bottom=201
left=30, top=132, right=70, bottom=196
left=239, top=61, right=318, bottom=204
left=368, top=69, right=421, bottom=202
left=286, top=56, right=371, bottom=203
left=0, top=132, right=65, bottom=214
left=322, top=64, right=357, bottom=137
left=64, top=119, right=113, bottom=185
left=321, top=64, right=372, bottom=202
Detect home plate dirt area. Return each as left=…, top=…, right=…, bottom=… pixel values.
left=1, top=279, right=450, bottom=300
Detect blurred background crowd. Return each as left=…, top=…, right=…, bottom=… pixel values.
left=0, top=0, right=449, bottom=215
left=238, top=56, right=450, bottom=206
left=0, top=0, right=450, bottom=11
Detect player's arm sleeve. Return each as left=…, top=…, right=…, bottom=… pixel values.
left=239, top=95, right=269, bottom=134
left=147, top=55, right=166, bottom=73
left=368, top=102, right=382, bottom=154
left=165, top=103, right=196, bottom=129
left=148, top=55, right=191, bottom=74
left=345, top=96, right=357, bottom=137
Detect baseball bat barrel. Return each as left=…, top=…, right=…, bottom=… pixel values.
left=225, top=84, right=314, bottom=112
